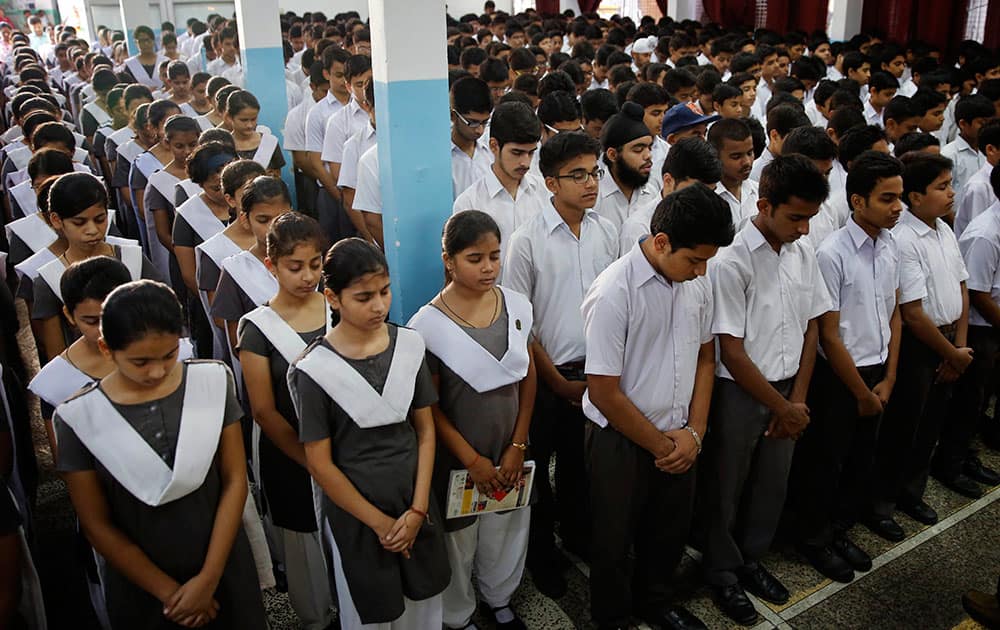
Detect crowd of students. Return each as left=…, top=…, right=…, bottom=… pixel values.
left=1, top=3, right=1000, bottom=630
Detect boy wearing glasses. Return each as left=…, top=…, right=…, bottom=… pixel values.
left=504, top=132, right=618, bottom=598
left=594, top=101, right=659, bottom=231
left=450, top=77, right=494, bottom=198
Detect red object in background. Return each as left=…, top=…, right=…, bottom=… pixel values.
left=701, top=0, right=758, bottom=29
left=862, top=0, right=969, bottom=58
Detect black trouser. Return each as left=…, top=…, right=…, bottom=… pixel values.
left=587, top=423, right=694, bottom=626
left=527, top=365, right=590, bottom=564
left=871, top=326, right=955, bottom=517
left=700, top=377, right=795, bottom=586
left=315, top=186, right=357, bottom=245
left=791, top=358, right=884, bottom=546
left=294, top=170, right=318, bottom=219
left=937, top=325, right=999, bottom=477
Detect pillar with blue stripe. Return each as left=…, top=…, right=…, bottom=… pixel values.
left=118, top=0, right=153, bottom=56
left=369, top=0, right=453, bottom=322
left=234, top=0, right=295, bottom=204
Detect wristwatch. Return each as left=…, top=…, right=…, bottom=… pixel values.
left=684, top=426, right=702, bottom=454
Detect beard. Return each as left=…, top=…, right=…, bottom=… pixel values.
left=613, top=157, right=650, bottom=189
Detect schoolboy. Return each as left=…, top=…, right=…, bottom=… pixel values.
left=708, top=118, right=758, bottom=229
left=942, top=94, right=994, bottom=210
left=955, top=118, right=1000, bottom=236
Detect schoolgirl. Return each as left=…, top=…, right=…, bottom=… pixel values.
left=237, top=213, right=333, bottom=629
left=120, top=25, right=167, bottom=89
left=408, top=211, right=535, bottom=630
left=54, top=279, right=267, bottom=629
left=288, top=238, right=451, bottom=629
left=224, top=90, right=285, bottom=176
left=30, top=173, right=159, bottom=361
left=173, top=128, right=235, bottom=209
left=127, top=100, right=182, bottom=255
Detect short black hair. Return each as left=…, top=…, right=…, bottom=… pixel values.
left=838, top=123, right=888, bottom=167
left=812, top=80, right=840, bottom=109
left=707, top=117, right=751, bottom=152
left=868, top=71, right=899, bottom=92
left=101, top=280, right=184, bottom=351
left=781, top=125, right=838, bottom=161
left=766, top=104, right=810, bottom=137
left=538, top=71, right=576, bottom=99
left=712, top=83, right=741, bottom=105
left=478, top=56, right=509, bottom=84
left=451, top=76, right=494, bottom=114
left=537, top=90, right=579, bottom=126
left=828, top=88, right=863, bottom=112
left=759, top=153, right=830, bottom=206
left=460, top=46, right=487, bottom=69
left=845, top=150, right=904, bottom=209
left=662, top=137, right=722, bottom=184
left=662, top=68, right=697, bottom=95
left=61, top=256, right=133, bottom=314
left=901, top=152, right=953, bottom=207
left=539, top=131, right=600, bottom=178
left=626, top=82, right=669, bottom=108
left=894, top=132, right=940, bottom=157
left=580, top=88, right=618, bottom=122
left=955, top=94, right=995, bottom=124
left=991, top=163, right=1000, bottom=199
left=842, top=51, right=868, bottom=75
left=650, top=182, right=734, bottom=250
left=883, top=95, right=922, bottom=124
left=490, top=101, right=541, bottom=147
left=978, top=118, right=1000, bottom=153
left=742, top=116, right=767, bottom=159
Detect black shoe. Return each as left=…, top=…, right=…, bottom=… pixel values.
left=964, top=458, right=1000, bottom=486
left=798, top=543, right=854, bottom=582
left=963, top=589, right=1000, bottom=628
left=898, top=499, right=938, bottom=525
left=712, top=584, right=758, bottom=626
left=935, top=472, right=984, bottom=499
left=863, top=515, right=905, bottom=542
left=831, top=535, right=872, bottom=572
left=639, top=605, right=708, bottom=630
left=479, top=603, right=526, bottom=630
left=528, top=563, right=567, bottom=599
left=737, top=562, right=789, bottom=605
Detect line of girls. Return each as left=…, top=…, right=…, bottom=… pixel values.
left=23, top=153, right=538, bottom=629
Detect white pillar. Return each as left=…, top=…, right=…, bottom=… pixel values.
left=666, top=0, right=701, bottom=21
left=828, top=0, right=864, bottom=42
left=119, top=0, right=153, bottom=55
left=368, top=0, right=453, bottom=322
left=560, top=0, right=582, bottom=15
left=234, top=0, right=293, bottom=195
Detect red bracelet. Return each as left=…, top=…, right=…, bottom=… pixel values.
left=409, top=506, right=427, bottom=520
left=467, top=454, right=480, bottom=469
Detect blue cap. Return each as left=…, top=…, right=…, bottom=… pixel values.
left=661, top=103, right=720, bottom=138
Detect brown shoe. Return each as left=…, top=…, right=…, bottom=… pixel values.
left=962, top=589, right=1000, bottom=628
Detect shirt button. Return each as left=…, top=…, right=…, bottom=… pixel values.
left=149, top=404, right=158, bottom=412
left=155, top=431, right=164, bottom=440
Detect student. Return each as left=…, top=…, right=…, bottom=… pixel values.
left=750, top=104, right=810, bottom=181
left=942, top=94, right=994, bottom=211
left=286, top=60, right=328, bottom=217
left=408, top=211, right=535, bottom=630
left=842, top=52, right=871, bottom=93
left=864, top=72, right=899, bottom=128
left=320, top=53, right=371, bottom=197
left=452, top=101, right=548, bottom=264
left=585, top=183, right=732, bottom=630
left=54, top=279, right=267, bottom=629
left=791, top=151, right=904, bottom=584
left=912, top=88, right=949, bottom=137
left=211, top=176, right=291, bottom=357
left=619, top=137, right=722, bottom=252
left=504, top=132, right=618, bottom=597
left=450, top=76, right=495, bottom=198
left=882, top=96, right=922, bottom=147
left=173, top=128, right=235, bottom=208
left=955, top=118, right=1000, bottom=236
left=121, top=25, right=166, bottom=88
left=288, top=238, right=451, bottom=629
left=128, top=99, right=182, bottom=257
left=80, top=68, right=115, bottom=147
left=165, top=61, right=193, bottom=110
left=707, top=118, right=758, bottom=228
left=947, top=164, right=1000, bottom=495
left=894, top=132, right=941, bottom=158
left=144, top=114, right=200, bottom=286
left=305, top=46, right=351, bottom=232
left=626, top=82, right=671, bottom=186
left=31, top=173, right=160, bottom=361
left=6, top=149, right=74, bottom=259
left=868, top=153, right=971, bottom=541
left=713, top=83, right=744, bottom=120
left=593, top=101, right=657, bottom=230
left=727, top=72, right=758, bottom=119
left=580, top=88, right=618, bottom=140
left=781, top=126, right=846, bottom=248
left=196, top=76, right=232, bottom=130
left=702, top=155, right=832, bottom=626
left=751, top=45, right=781, bottom=120
left=225, top=90, right=284, bottom=176
left=237, top=213, right=333, bottom=630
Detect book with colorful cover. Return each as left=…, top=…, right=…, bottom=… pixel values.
left=445, top=460, right=535, bottom=519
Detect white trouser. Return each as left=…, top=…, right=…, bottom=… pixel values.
left=442, top=507, right=530, bottom=628
left=325, top=520, right=443, bottom=630
left=273, top=526, right=334, bottom=630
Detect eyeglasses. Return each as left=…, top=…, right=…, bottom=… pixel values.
left=545, top=123, right=585, bottom=135
left=555, top=167, right=604, bottom=185
left=452, top=109, right=490, bottom=129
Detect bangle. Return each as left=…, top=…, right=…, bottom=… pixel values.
left=409, top=506, right=427, bottom=520
left=684, top=426, right=703, bottom=454
left=467, top=454, right=480, bottom=469
left=511, top=441, right=527, bottom=451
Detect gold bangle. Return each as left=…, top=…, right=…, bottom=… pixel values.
left=511, top=441, right=527, bottom=451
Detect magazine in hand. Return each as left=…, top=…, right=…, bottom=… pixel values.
left=445, top=460, right=535, bottom=519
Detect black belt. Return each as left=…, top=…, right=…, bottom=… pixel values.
left=556, top=361, right=586, bottom=381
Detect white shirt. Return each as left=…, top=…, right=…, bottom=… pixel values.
left=451, top=139, right=494, bottom=199
left=897, top=78, right=917, bottom=97
left=338, top=122, right=377, bottom=190
left=282, top=95, right=317, bottom=152
left=581, top=241, right=714, bottom=431
left=804, top=196, right=851, bottom=250
left=589, top=77, right=609, bottom=91
left=304, top=91, right=348, bottom=153
left=960, top=201, right=1000, bottom=327
left=352, top=143, right=381, bottom=215
left=503, top=203, right=619, bottom=365
left=714, top=179, right=759, bottom=229
left=618, top=200, right=658, bottom=255
left=592, top=166, right=659, bottom=231
left=648, top=136, right=669, bottom=193
left=863, top=100, right=885, bottom=128
left=754, top=78, right=773, bottom=118
left=806, top=99, right=826, bottom=128
left=710, top=220, right=833, bottom=381
left=206, top=57, right=239, bottom=77
left=749, top=148, right=776, bottom=182
left=452, top=168, right=550, bottom=263
left=950, top=154, right=993, bottom=236
left=816, top=217, right=900, bottom=366
left=893, top=209, right=969, bottom=326
left=321, top=98, right=369, bottom=164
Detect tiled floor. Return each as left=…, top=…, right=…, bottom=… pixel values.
left=17, top=299, right=1000, bottom=629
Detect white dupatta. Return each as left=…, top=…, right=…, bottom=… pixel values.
left=239, top=304, right=332, bottom=365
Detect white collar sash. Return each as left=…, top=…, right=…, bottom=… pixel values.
left=83, top=101, right=112, bottom=127
left=57, top=361, right=226, bottom=506
left=239, top=304, right=331, bottom=365
left=9, top=179, right=38, bottom=216
left=222, top=250, right=278, bottom=307
left=252, top=133, right=278, bottom=168
left=177, top=195, right=225, bottom=242
left=37, top=243, right=141, bottom=302
left=4, top=213, right=55, bottom=252
left=291, top=327, right=425, bottom=429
